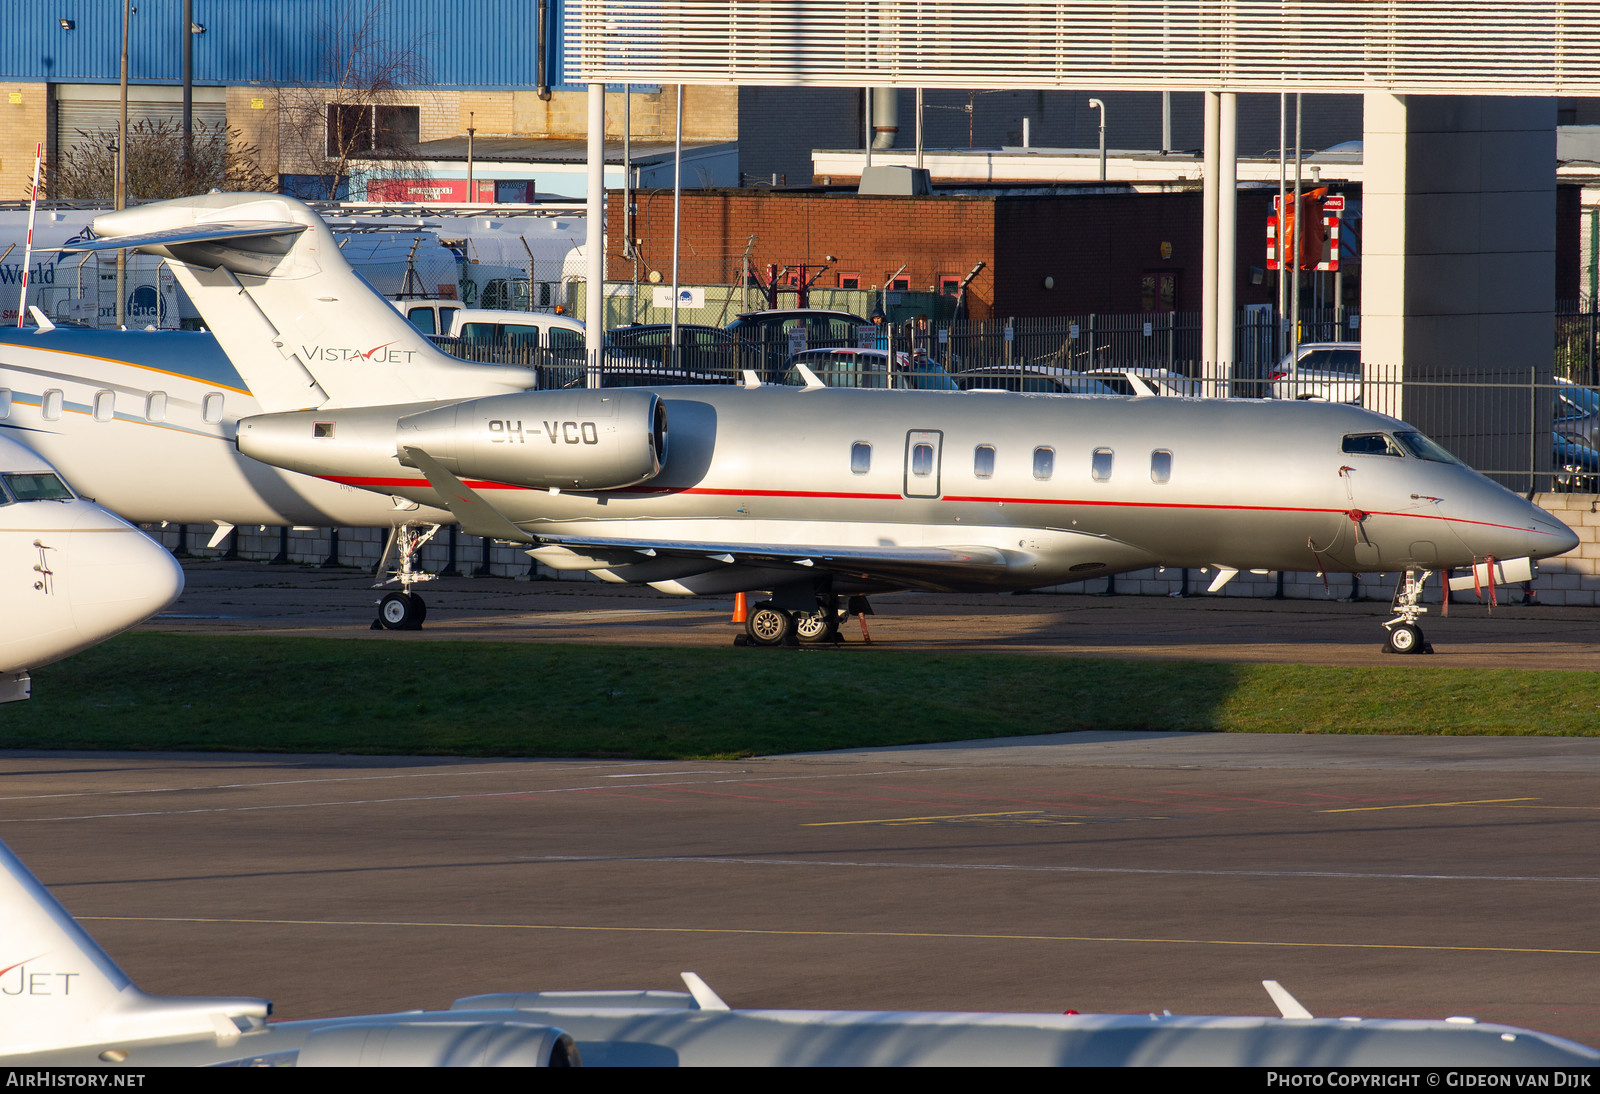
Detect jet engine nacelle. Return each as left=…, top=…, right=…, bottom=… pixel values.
left=237, top=390, right=667, bottom=493
left=294, top=1020, right=580, bottom=1067
left=396, top=389, right=666, bottom=491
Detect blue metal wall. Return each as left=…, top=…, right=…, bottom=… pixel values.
left=1, top=0, right=567, bottom=90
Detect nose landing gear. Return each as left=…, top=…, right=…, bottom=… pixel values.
left=1383, top=569, right=1435, bottom=655
left=372, top=522, right=439, bottom=631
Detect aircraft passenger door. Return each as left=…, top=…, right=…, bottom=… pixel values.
left=904, top=430, right=944, bottom=499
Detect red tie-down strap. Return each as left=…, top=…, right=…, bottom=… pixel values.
left=1470, top=556, right=1499, bottom=607
left=1307, top=538, right=1331, bottom=595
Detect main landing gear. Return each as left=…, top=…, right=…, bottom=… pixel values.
left=372, top=522, right=439, bottom=631
left=739, top=593, right=854, bottom=647
left=1383, top=568, right=1434, bottom=655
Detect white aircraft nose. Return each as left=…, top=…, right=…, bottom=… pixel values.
left=64, top=506, right=185, bottom=649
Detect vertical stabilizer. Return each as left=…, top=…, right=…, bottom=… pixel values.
left=0, top=841, right=269, bottom=1057
left=68, top=193, right=537, bottom=412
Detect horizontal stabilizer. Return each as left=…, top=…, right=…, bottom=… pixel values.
left=53, top=222, right=306, bottom=256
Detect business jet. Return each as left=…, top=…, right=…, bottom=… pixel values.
left=3, top=838, right=1594, bottom=1067
left=0, top=433, right=183, bottom=702
left=62, top=193, right=1581, bottom=652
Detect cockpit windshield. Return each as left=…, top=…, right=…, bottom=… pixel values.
left=1393, top=431, right=1463, bottom=465
left=3, top=472, right=74, bottom=501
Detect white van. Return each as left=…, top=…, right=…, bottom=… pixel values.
left=392, top=299, right=463, bottom=337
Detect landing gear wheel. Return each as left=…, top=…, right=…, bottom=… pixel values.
left=745, top=602, right=793, bottom=646
left=794, top=609, right=839, bottom=644
left=1386, top=623, right=1423, bottom=655
left=378, top=591, right=424, bottom=631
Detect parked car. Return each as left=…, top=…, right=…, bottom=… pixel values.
left=605, top=323, right=749, bottom=378
left=1554, top=377, right=1600, bottom=446
left=1269, top=342, right=1362, bottom=402
left=781, top=347, right=960, bottom=390
left=1554, top=430, right=1600, bottom=492
left=726, top=308, right=872, bottom=378
left=953, top=366, right=1117, bottom=395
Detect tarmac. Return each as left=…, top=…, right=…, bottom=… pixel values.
left=144, top=558, right=1600, bottom=669
left=3, top=561, right=1599, bottom=1050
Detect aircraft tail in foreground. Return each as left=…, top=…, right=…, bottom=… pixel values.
left=59, top=193, right=538, bottom=412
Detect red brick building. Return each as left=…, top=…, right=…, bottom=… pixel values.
left=607, top=186, right=1291, bottom=320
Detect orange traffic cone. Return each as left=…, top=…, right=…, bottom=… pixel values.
left=732, top=591, right=748, bottom=624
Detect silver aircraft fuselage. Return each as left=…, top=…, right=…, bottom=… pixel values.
left=238, top=385, right=1578, bottom=596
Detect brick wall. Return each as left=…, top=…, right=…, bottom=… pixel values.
left=1, top=83, right=49, bottom=201
left=609, top=188, right=1288, bottom=319
left=608, top=189, right=1001, bottom=317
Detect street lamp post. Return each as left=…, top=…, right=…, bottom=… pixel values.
left=1088, top=98, right=1107, bottom=182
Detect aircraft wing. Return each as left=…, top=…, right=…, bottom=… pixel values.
left=532, top=532, right=1015, bottom=589
left=50, top=222, right=307, bottom=254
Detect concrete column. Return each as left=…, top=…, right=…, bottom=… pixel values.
left=1201, top=91, right=1220, bottom=372
left=1362, top=94, right=1556, bottom=485
left=586, top=82, right=605, bottom=387
left=1214, top=92, right=1238, bottom=388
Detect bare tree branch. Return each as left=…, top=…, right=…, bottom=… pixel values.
left=51, top=119, right=276, bottom=201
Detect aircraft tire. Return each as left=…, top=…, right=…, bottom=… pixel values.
left=794, top=609, right=839, bottom=644
left=378, top=592, right=424, bottom=631
left=1386, top=623, right=1422, bottom=655
left=745, top=602, right=793, bottom=646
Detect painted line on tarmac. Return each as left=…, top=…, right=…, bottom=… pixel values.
left=807, top=811, right=1092, bottom=826
left=1320, top=797, right=1538, bottom=812
left=76, top=914, right=1600, bottom=957
left=512, top=853, right=1600, bottom=885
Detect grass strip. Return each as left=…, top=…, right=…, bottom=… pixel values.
left=1, top=633, right=1595, bottom=759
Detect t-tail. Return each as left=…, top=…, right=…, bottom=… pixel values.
left=0, top=841, right=269, bottom=1058
left=60, top=193, right=538, bottom=412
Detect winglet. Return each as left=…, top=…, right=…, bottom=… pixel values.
left=1263, top=980, right=1314, bottom=1020
left=795, top=363, right=827, bottom=391
left=26, top=307, right=55, bottom=333
left=742, top=370, right=762, bottom=389
left=399, top=446, right=534, bottom=543
left=680, top=972, right=731, bottom=1011
left=1126, top=373, right=1159, bottom=397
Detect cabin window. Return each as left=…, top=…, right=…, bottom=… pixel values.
left=974, top=445, right=995, bottom=478
left=911, top=443, right=934, bottom=478
left=0, top=389, right=11, bottom=419
left=1151, top=449, right=1172, bottom=483
left=42, top=389, right=62, bottom=421
left=146, top=392, right=167, bottom=423
left=202, top=392, right=225, bottom=424
left=851, top=441, right=872, bottom=474
left=1092, top=448, right=1114, bottom=482
left=1032, top=446, right=1054, bottom=480
left=93, top=390, right=115, bottom=422
left=1342, top=432, right=1404, bottom=457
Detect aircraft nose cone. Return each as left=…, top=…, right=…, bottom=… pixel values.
left=1532, top=514, right=1581, bottom=560
left=67, top=506, right=185, bottom=641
